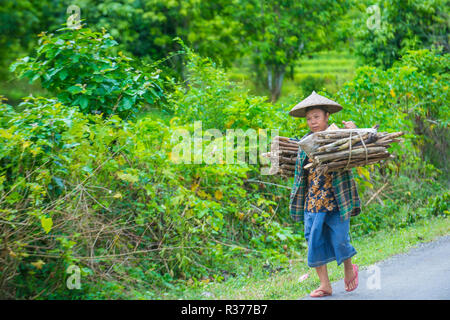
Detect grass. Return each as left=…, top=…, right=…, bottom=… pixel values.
left=290, top=50, right=356, bottom=95
left=163, top=214, right=449, bottom=300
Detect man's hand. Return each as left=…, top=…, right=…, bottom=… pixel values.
left=342, top=121, right=357, bottom=129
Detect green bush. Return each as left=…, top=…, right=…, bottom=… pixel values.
left=1, top=41, right=302, bottom=298
left=350, top=177, right=448, bottom=238
left=352, top=0, right=449, bottom=69
left=10, top=27, right=165, bottom=119
left=167, top=38, right=280, bottom=132
left=299, top=74, right=326, bottom=94
left=2, top=24, right=448, bottom=300
left=334, top=48, right=449, bottom=176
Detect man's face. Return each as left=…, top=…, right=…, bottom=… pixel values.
left=305, top=108, right=329, bottom=132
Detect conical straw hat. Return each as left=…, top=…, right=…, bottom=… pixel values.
left=289, top=91, right=343, bottom=118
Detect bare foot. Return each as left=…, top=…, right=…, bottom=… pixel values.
left=310, top=283, right=333, bottom=297
left=344, top=265, right=357, bottom=291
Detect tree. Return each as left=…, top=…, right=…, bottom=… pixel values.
left=0, top=0, right=56, bottom=78
left=82, top=0, right=244, bottom=80
left=1, top=0, right=243, bottom=83
left=235, top=0, right=349, bottom=102
left=351, top=0, right=449, bottom=69
left=10, top=27, right=165, bottom=119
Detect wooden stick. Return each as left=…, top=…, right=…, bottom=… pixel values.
left=280, top=163, right=296, bottom=171
left=326, top=155, right=394, bottom=171
left=316, top=131, right=356, bottom=139
left=303, top=162, right=314, bottom=169
left=325, top=153, right=391, bottom=167
left=306, top=153, right=390, bottom=169
left=274, top=139, right=299, bottom=146
left=318, top=153, right=390, bottom=166
left=279, top=156, right=297, bottom=163
left=377, top=131, right=404, bottom=143
left=272, top=145, right=299, bottom=152
left=275, top=136, right=293, bottom=142
left=317, top=133, right=369, bottom=151
left=313, top=143, right=382, bottom=156
left=316, top=138, right=339, bottom=144
left=273, top=139, right=299, bottom=146
left=336, top=133, right=371, bottom=151
left=317, top=133, right=369, bottom=153
left=365, top=182, right=389, bottom=206
left=280, top=169, right=295, bottom=176
left=245, top=179, right=292, bottom=190
left=314, top=146, right=387, bottom=163
left=274, top=149, right=298, bottom=156
left=320, top=153, right=388, bottom=163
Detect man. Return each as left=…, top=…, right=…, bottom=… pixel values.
left=288, top=91, right=361, bottom=297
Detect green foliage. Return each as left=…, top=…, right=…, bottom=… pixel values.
left=277, top=50, right=356, bottom=105
left=167, top=38, right=275, bottom=131
left=0, top=42, right=302, bottom=298
left=90, top=0, right=243, bottom=70
left=0, top=96, right=88, bottom=201
left=299, top=75, right=326, bottom=95
left=235, top=0, right=350, bottom=101
left=1, top=7, right=448, bottom=298
left=352, top=0, right=449, bottom=68
left=10, top=27, right=165, bottom=119
left=0, top=0, right=43, bottom=77
left=351, top=177, right=449, bottom=238
left=0, top=0, right=243, bottom=83
left=334, top=48, right=449, bottom=174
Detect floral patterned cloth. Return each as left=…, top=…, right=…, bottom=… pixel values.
left=304, top=157, right=338, bottom=212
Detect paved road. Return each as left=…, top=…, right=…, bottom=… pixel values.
left=302, top=235, right=450, bottom=300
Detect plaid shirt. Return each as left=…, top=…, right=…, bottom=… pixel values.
left=289, top=132, right=362, bottom=223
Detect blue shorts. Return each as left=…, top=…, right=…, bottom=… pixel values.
left=304, top=208, right=357, bottom=268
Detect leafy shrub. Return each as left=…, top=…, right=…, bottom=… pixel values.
left=0, top=63, right=301, bottom=299
left=2, top=23, right=448, bottom=300
left=0, top=97, right=98, bottom=298
left=167, top=38, right=275, bottom=132
left=351, top=0, right=449, bottom=68
left=0, top=96, right=90, bottom=200
left=333, top=48, right=449, bottom=176
left=350, top=177, right=448, bottom=238
left=299, top=74, right=326, bottom=95
left=10, top=27, right=165, bottom=119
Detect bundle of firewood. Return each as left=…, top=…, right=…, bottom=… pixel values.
left=262, top=124, right=404, bottom=177
left=261, top=136, right=301, bottom=177
left=300, top=126, right=404, bottom=173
